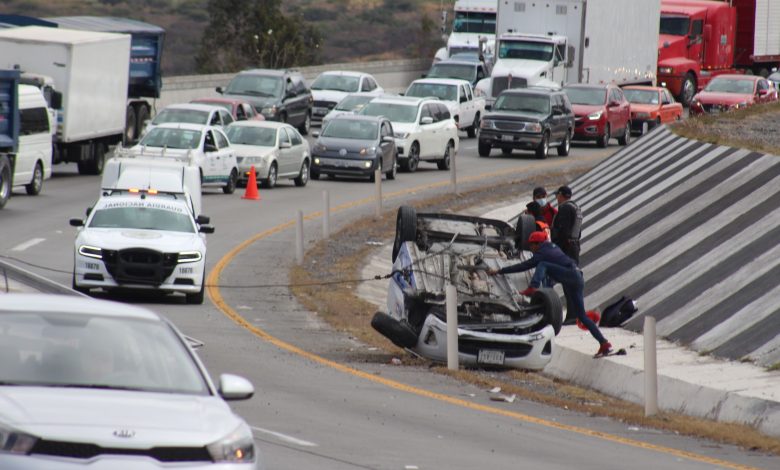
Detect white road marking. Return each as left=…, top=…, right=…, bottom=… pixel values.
left=251, top=426, right=318, bottom=447
left=11, top=238, right=45, bottom=252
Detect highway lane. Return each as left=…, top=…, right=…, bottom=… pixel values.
left=2, top=135, right=776, bottom=469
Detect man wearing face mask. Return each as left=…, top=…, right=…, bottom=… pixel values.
left=532, top=187, right=557, bottom=226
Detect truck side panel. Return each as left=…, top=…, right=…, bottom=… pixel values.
left=0, top=69, right=20, bottom=153
left=582, top=0, right=660, bottom=85
left=751, top=0, right=780, bottom=64
left=496, top=0, right=583, bottom=40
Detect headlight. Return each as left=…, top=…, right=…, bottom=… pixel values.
left=78, top=245, right=103, bottom=260
left=587, top=111, right=603, bottom=120
left=364, top=161, right=373, bottom=168
left=634, top=112, right=651, bottom=119
left=659, top=67, right=674, bottom=75
left=480, top=119, right=493, bottom=129
left=206, top=425, right=255, bottom=463
left=524, top=122, right=542, bottom=132
left=359, top=147, right=376, bottom=156
left=393, top=132, right=409, bottom=139
left=178, top=251, right=202, bottom=263
left=732, top=102, right=748, bottom=109
left=0, top=423, right=38, bottom=455
left=313, top=143, right=327, bottom=153
left=314, top=157, right=320, bottom=165
left=261, top=105, right=278, bottom=116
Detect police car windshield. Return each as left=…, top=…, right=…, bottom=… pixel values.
left=89, top=205, right=195, bottom=233
left=140, top=128, right=202, bottom=149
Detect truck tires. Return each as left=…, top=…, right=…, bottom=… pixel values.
left=467, top=113, right=480, bottom=138
left=0, top=156, right=11, bottom=209
left=478, top=141, right=491, bottom=157
left=77, top=141, right=106, bottom=175
left=680, top=73, right=697, bottom=107
left=392, top=205, right=417, bottom=262
left=531, top=288, right=563, bottom=335
left=557, top=130, right=571, bottom=156
left=371, top=311, right=418, bottom=349
left=535, top=132, right=549, bottom=159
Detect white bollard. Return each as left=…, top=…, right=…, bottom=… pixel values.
left=295, top=210, right=304, bottom=265
left=644, top=316, right=658, bottom=417
left=450, top=147, right=458, bottom=194
left=374, top=168, right=382, bottom=219
left=322, top=190, right=330, bottom=239
left=446, top=283, right=459, bottom=370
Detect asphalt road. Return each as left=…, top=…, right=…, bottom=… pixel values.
left=2, top=133, right=776, bottom=470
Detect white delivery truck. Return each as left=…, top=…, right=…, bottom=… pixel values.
left=478, top=0, right=660, bottom=104
left=434, top=0, right=498, bottom=63
left=0, top=26, right=130, bottom=175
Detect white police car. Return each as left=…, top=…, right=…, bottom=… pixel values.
left=70, top=189, right=214, bottom=304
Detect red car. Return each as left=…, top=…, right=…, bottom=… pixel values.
left=623, top=86, right=683, bottom=134
left=690, top=75, right=778, bottom=116
left=564, top=83, right=631, bottom=148
left=191, top=97, right=265, bottom=122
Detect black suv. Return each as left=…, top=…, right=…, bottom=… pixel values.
left=217, top=69, right=313, bottom=135
left=478, top=87, right=574, bottom=159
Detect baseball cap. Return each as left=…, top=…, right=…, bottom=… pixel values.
left=556, top=185, right=572, bottom=197
left=532, top=186, right=547, bottom=198
left=528, top=231, right=547, bottom=243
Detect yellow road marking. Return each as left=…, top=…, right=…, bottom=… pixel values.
left=206, top=157, right=758, bottom=470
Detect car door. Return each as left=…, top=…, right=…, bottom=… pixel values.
left=202, top=130, right=220, bottom=180
left=287, top=127, right=306, bottom=175
left=435, top=103, right=453, bottom=152
left=277, top=127, right=295, bottom=175
left=756, top=79, right=770, bottom=104
left=549, top=95, right=566, bottom=142
left=659, top=90, right=674, bottom=122
left=458, top=84, right=473, bottom=125
left=418, top=103, right=438, bottom=158
left=219, top=109, right=234, bottom=127
left=214, top=129, right=235, bottom=178
left=379, top=121, right=395, bottom=168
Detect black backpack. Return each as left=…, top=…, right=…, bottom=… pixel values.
left=600, top=296, right=638, bottom=327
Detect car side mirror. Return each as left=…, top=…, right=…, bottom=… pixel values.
left=218, top=374, right=254, bottom=401
left=199, top=225, right=215, bottom=234
left=382, top=136, right=394, bottom=143
left=312, top=131, right=320, bottom=138
left=69, top=218, right=84, bottom=227
left=196, top=215, right=210, bottom=225
left=608, top=100, right=620, bottom=108
left=51, top=91, right=63, bottom=110
left=421, top=73, right=427, bottom=78
left=420, top=116, right=434, bottom=125
left=280, top=141, right=291, bottom=149
left=204, top=143, right=218, bottom=152
left=460, top=95, right=467, bottom=103
left=758, top=89, right=769, bottom=96
left=553, top=108, right=563, bottom=115
left=216, top=86, right=224, bottom=94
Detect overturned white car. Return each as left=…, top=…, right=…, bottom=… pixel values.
left=372, top=206, right=563, bottom=370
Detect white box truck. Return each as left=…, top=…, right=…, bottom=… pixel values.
left=434, top=0, right=498, bottom=63
left=0, top=26, right=130, bottom=175
left=478, top=0, right=660, bottom=103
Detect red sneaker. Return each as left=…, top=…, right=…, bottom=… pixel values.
left=518, top=287, right=537, bottom=296
left=594, top=341, right=613, bottom=357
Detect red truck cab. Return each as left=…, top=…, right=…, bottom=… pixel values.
left=658, top=0, right=736, bottom=106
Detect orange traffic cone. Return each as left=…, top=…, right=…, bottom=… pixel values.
left=242, top=165, right=261, bottom=200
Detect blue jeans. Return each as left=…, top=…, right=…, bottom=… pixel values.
left=533, top=262, right=607, bottom=345
left=529, top=262, right=556, bottom=288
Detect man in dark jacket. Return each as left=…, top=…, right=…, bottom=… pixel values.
left=551, top=185, right=582, bottom=264
left=487, top=231, right=612, bottom=356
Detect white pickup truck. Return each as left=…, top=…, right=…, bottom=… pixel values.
left=404, top=78, right=486, bottom=138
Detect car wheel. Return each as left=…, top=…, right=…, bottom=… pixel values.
left=369, top=163, right=377, bottom=183
left=222, top=169, right=238, bottom=194
left=535, top=132, right=549, bottom=159
left=531, top=288, right=563, bottom=335
left=467, top=113, right=480, bottom=138
left=617, top=123, right=631, bottom=146
left=557, top=130, right=571, bottom=157
left=310, top=169, right=320, bottom=180
left=264, top=163, right=277, bottom=189
left=515, top=213, right=538, bottom=251
left=186, top=275, right=205, bottom=305
left=0, top=158, right=11, bottom=209
left=680, top=72, right=697, bottom=107
left=597, top=123, right=610, bottom=148
left=392, top=205, right=417, bottom=261
left=298, top=112, right=311, bottom=135
left=477, top=140, right=491, bottom=157
left=78, top=141, right=107, bottom=175
left=294, top=160, right=309, bottom=187
left=655, top=117, right=662, bottom=129
left=371, top=311, right=418, bottom=349
left=402, top=142, right=420, bottom=172
left=25, top=161, right=44, bottom=196
left=437, top=140, right=452, bottom=170
left=386, top=154, right=397, bottom=180
left=280, top=112, right=288, bottom=123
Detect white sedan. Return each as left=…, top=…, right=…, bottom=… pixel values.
left=0, top=294, right=260, bottom=469
left=226, top=121, right=311, bottom=189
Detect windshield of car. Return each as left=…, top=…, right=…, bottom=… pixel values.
left=0, top=311, right=209, bottom=395
left=498, top=40, right=554, bottom=61
left=494, top=94, right=550, bottom=114
left=624, top=89, right=660, bottom=105
left=335, top=95, right=374, bottom=112
left=452, top=11, right=496, bottom=34
left=321, top=119, right=378, bottom=140
left=564, top=87, right=607, bottom=105
left=224, top=74, right=283, bottom=98
left=704, top=78, right=755, bottom=94
left=152, top=109, right=209, bottom=126
left=360, top=102, right=419, bottom=123
left=660, top=15, right=690, bottom=36
left=139, top=127, right=202, bottom=150
left=428, top=64, right=476, bottom=82
left=406, top=83, right=458, bottom=101
left=89, top=204, right=195, bottom=233
left=193, top=100, right=232, bottom=113
left=226, top=126, right=276, bottom=146
left=311, top=74, right=360, bottom=92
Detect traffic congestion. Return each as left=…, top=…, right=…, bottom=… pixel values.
left=2, top=0, right=780, bottom=468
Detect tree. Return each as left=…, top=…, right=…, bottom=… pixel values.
left=196, top=0, right=321, bottom=73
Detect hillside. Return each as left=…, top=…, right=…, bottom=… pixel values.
left=1, top=0, right=447, bottom=76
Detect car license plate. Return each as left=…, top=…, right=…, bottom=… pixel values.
left=478, top=349, right=505, bottom=365
left=501, top=135, right=513, bottom=142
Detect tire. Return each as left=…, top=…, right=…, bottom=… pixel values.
left=514, top=213, right=537, bottom=251
left=264, top=162, right=278, bottom=189
left=617, top=123, right=631, bottom=146
left=392, top=205, right=417, bottom=261
left=294, top=160, right=309, bottom=186
left=77, top=141, right=107, bottom=175
left=531, top=288, right=564, bottom=335
left=0, top=157, right=10, bottom=209
left=680, top=72, right=697, bottom=107
left=124, top=106, right=137, bottom=145
left=557, top=130, right=571, bottom=157
left=369, top=165, right=377, bottom=183
left=437, top=141, right=452, bottom=170
left=222, top=169, right=238, bottom=194
left=310, top=169, right=320, bottom=180
left=535, top=132, right=549, bottom=159
left=25, top=161, right=44, bottom=196
left=135, top=105, right=150, bottom=141
left=186, top=275, right=205, bottom=305
left=371, top=311, right=418, bottom=349
left=467, top=113, right=480, bottom=138
left=597, top=123, right=610, bottom=148
left=386, top=155, right=397, bottom=180
left=401, top=142, right=420, bottom=172
left=478, top=140, right=491, bottom=157
left=298, top=112, right=311, bottom=135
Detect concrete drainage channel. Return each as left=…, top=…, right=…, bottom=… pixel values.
left=0, top=259, right=81, bottom=296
